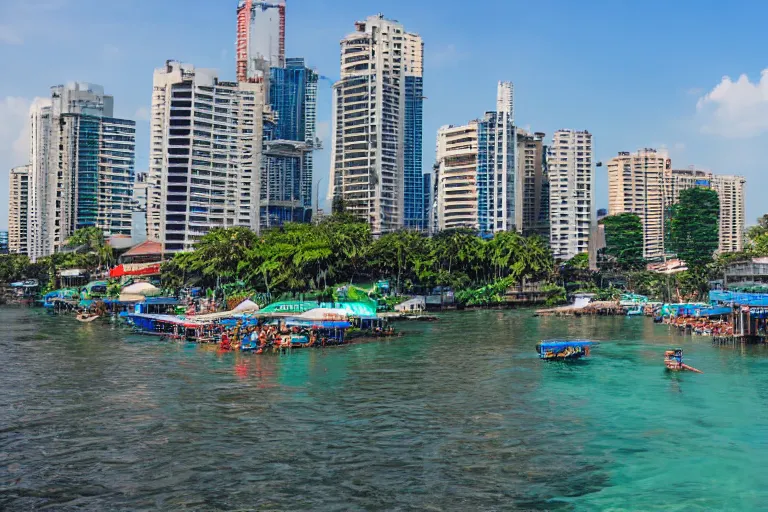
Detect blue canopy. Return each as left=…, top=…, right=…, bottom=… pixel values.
left=538, top=340, right=594, bottom=351
left=284, top=319, right=351, bottom=329
left=710, top=290, right=768, bottom=307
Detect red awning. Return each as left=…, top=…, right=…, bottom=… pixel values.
left=109, top=262, right=162, bottom=278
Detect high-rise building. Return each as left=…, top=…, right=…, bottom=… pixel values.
left=607, top=148, right=667, bottom=260
left=422, top=172, right=432, bottom=232
left=435, top=91, right=517, bottom=236
left=132, top=172, right=148, bottom=243
left=147, top=61, right=264, bottom=253
left=711, top=175, right=746, bottom=253
left=496, top=81, right=514, bottom=122
left=548, top=130, right=593, bottom=261
left=436, top=123, right=478, bottom=231
left=516, top=129, right=549, bottom=240
left=476, top=109, right=516, bottom=235
left=24, top=83, right=135, bottom=261
left=261, top=58, right=318, bottom=227
left=329, top=15, right=422, bottom=235
left=8, top=165, right=29, bottom=254
left=236, top=0, right=286, bottom=82
left=403, top=32, right=425, bottom=230
left=0, top=231, right=8, bottom=255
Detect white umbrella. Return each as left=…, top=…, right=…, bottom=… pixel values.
left=233, top=299, right=260, bottom=313
left=122, top=282, right=160, bottom=297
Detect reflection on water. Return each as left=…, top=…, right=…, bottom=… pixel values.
left=1, top=308, right=768, bottom=510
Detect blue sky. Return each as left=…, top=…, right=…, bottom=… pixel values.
left=1, top=0, right=767, bottom=230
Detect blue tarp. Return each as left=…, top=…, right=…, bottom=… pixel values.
left=537, top=340, right=594, bottom=350
left=710, top=290, right=768, bottom=307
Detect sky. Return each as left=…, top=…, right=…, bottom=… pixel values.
left=1, top=0, right=768, bottom=230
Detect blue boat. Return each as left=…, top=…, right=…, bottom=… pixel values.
left=536, top=340, right=594, bottom=360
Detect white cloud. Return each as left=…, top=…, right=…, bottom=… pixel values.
left=0, top=25, right=23, bottom=45
left=134, top=106, right=150, bottom=121
left=696, top=70, right=768, bottom=138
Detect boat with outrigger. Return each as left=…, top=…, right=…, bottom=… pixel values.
left=664, top=349, right=703, bottom=373
left=536, top=340, right=595, bottom=360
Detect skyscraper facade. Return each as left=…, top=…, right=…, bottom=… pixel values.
left=548, top=130, right=593, bottom=261
left=147, top=61, right=264, bottom=253
left=236, top=0, right=286, bottom=81
left=607, top=148, right=667, bottom=260
left=434, top=83, right=517, bottom=236
left=476, top=109, right=516, bottom=235
left=8, top=165, right=30, bottom=255
left=403, top=33, right=425, bottom=230
left=329, top=15, right=422, bottom=235
left=261, top=58, right=318, bottom=227
left=516, top=129, right=549, bottom=240
left=24, top=83, right=135, bottom=260
left=711, top=175, right=746, bottom=253
left=436, top=123, right=479, bottom=231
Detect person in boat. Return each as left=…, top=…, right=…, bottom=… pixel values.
left=220, top=332, right=231, bottom=351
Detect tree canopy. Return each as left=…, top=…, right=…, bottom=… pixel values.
left=601, top=213, right=645, bottom=271
left=668, top=187, right=719, bottom=268
left=160, top=215, right=555, bottom=297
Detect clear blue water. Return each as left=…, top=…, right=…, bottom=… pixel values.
left=2, top=307, right=768, bottom=510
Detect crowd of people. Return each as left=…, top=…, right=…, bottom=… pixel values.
left=666, top=315, right=734, bottom=337
left=218, top=320, right=334, bottom=354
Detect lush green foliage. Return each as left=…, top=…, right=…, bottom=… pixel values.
left=669, top=188, right=720, bottom=268
left=601, top=213, right=645, bottom=271
left=161, top=216, right=556, bottom=298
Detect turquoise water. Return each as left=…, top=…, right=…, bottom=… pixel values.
left=2, top=307, right=768, bottom=510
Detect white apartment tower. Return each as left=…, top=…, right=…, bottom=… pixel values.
left=436, top=123, right=479, bottom=230
left=496, top=81, right=514, bottom=122
left=25, top=83, right=135, bottom=261
left=329, top=15, right=422, bottom=235
left=148, top=61, right=264, bottom=253
left=434, top=82, right=517, bottom=235
left=711, top=175, right=746, bottom=253
left=548, top=130, right=593, bottom=260
left=607, top=149, right=668, bottom=260
left=8, top=165, right=30, bottom=254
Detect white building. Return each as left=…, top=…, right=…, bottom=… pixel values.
left=548, top=130, right=593, bottom=260
left=607, top=149, right=668, bottom=260
left=329, top=15, right=422, bottom=235
left=496, top=81, right=514, bottom=123
left=24, top=83, right=135, bottom=261
left=436, top=123, right=479, bottom=231
left=711, top=175, right=746, bottom=253
left=8, top=165, right=30, bottom=255
left=148, top=61, right=264, bottom=253
left=434, top=82, right=516, bottom=235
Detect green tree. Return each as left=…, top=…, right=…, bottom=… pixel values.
left=601, top=213, right=645, bottom=271
left=669, top=188, right=720, bottom=268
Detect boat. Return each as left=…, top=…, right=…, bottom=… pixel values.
left=664, top=349, right=703, bottom=373
left=76, top=313, right=100, bottom=323
left=626, top=305, right=645, bottom=316
left=124, top=313, right=218, bottom=342
left=536, top=340, right=594, bottom=360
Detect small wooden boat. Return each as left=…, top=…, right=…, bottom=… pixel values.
left=664, top=349, right=703, bottom=373
left=76, top=313, right=100, bottom=323
left=536, top=340, right=594, bottom=360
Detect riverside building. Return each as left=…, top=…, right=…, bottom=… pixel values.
left=547, top=130, right=594, bottom=261
left=147, top=61, right=264, bottom=253
left=329, top=15, right=423, bottom=235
